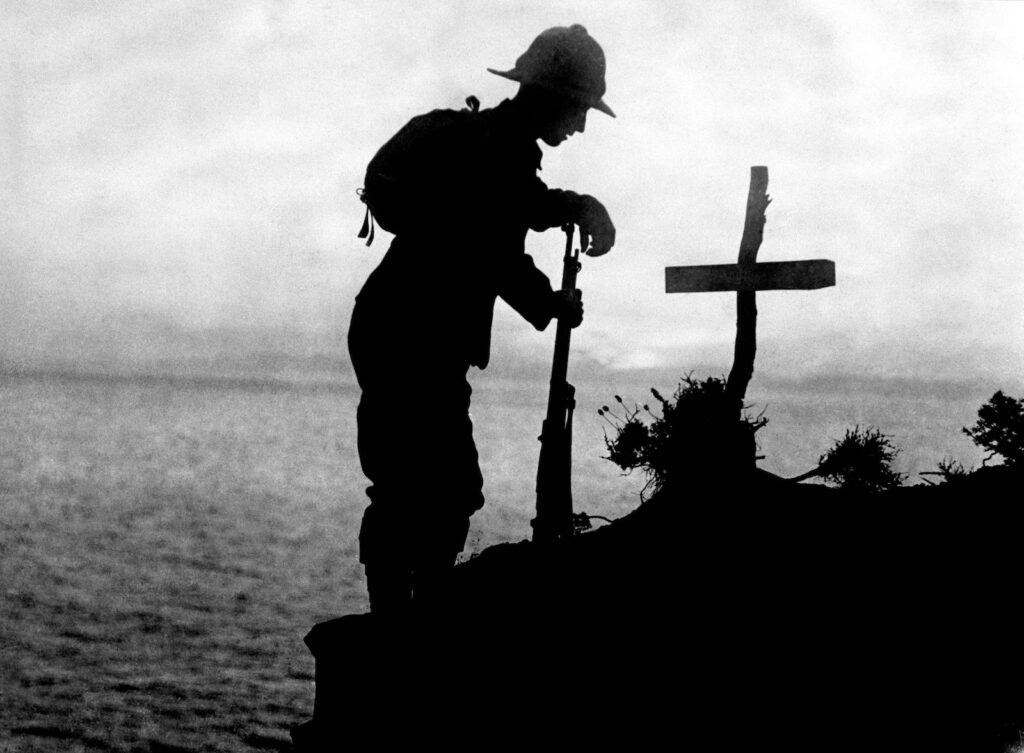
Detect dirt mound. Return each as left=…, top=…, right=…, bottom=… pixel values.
left=296, top=467, right=1024, bottom=750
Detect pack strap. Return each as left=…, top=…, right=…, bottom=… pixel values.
left=356, top=188, right=375, bottom=246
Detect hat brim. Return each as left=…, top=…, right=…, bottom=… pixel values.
left=487, top=68, right=616, bottom=118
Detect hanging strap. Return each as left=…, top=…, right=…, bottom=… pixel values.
left=356, top=188, right=375, bottom=246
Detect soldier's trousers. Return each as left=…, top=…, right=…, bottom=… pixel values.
left=347, top=298, right=485, bottom=581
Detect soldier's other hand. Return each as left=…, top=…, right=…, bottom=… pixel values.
left=576, top=195, right=615, bottom=257
left=552, top=288, right=584, bottom=329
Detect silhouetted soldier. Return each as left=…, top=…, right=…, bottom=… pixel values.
left=349, top=24, right=616, bottom=616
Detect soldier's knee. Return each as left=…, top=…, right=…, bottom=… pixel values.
left=445, top=513, right=471, bottom=557
left=358, top=500, right=410, bottom=566
left=358, top=484, right=479, bottom=568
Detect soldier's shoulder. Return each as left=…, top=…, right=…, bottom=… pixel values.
left=371, top=107, right=466, bottom=160
left=404, top=106, right=480, bottom=133
left=393, top=105, right=497, bottom=158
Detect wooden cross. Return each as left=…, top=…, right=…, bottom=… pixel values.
left=664, top=166, right=835, bottom=406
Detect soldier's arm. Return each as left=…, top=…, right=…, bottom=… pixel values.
left=496, top=252, right=557, bottom=331
left=496, top=251, right=584, bottom=331
left=526, top=184, right=616, bottom=256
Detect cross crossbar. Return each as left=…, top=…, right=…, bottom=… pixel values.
left=666, top=259, right=835, bottom=294
left=663, top=165, right=837, bottom=408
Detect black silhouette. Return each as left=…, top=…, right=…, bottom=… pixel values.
left=348, top=25, right=616, bottom=616
left=964, top=390, right=1024, bottom=467
left=601, top=374, right=767, bottom=499
left=665, top=166, right=835, bottom=412
left=533, top=224, right=585, bottom=543
left=290, top=39, right=1024, bottom=751
left=293, top=458, right=1024, bottom=750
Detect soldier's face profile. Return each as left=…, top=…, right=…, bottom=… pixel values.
left=539, top=101, right=589, bottom=147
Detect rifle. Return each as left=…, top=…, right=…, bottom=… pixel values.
left=532, top=224, right=586, bottom=544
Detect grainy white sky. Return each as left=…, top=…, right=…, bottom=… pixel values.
left=2, top=0, right=1022, bottom=384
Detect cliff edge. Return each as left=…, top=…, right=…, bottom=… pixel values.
left=294, top=466, right=1023, bottom=750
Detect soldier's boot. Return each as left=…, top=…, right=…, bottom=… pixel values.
left=359, top=497, right=416, bottom=617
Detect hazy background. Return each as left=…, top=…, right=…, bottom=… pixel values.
left=2, top=0, right=1023, bottom=463
left=2, top=5, right=1022, bottom=745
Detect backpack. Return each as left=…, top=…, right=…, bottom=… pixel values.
left=357, top=96, right=482, bottom=246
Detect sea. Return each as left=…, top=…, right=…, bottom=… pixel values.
left=0, top=367, right=999, bottom=751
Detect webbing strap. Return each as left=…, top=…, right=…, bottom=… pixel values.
left=356, top=188, right=375, bottom=246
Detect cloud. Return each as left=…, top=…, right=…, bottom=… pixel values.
left=2, top=1, right=1022, bottom=385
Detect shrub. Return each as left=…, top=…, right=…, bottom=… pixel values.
left=963, top=391, right=1024, bottom=467
left=601, top=374, right=766, bottom=500
left=935, top=457, right=971, bottom=482
left=817, top=426, right=904, bottom=493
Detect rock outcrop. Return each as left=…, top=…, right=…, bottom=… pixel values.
left=293, top=466, right=1023, bottom=750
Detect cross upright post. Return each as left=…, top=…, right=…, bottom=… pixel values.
left=665, top=166, right=835, bottom=412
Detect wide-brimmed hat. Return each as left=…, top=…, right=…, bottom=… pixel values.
left=487, top=24, right=615, bottom=118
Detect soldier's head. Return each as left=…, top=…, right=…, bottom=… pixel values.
left=488, top=24, right=614, bottom=147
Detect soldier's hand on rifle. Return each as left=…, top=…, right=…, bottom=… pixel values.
left=575, top=194, right=615, bottom=257
left=551, top=288, right=584, bottom=328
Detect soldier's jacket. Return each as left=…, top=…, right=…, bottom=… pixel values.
left=355, top=98, right=580, bottom=369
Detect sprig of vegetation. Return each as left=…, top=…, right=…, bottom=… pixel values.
left=919, top=457, right=972, bottom=485
left=600, top=374, right=766, bottom=500
left=601, top=382, right=1024, bottom=499
left=817, top=425, right=904, bottom=493
left=963, top=391, right=1024, bottom=467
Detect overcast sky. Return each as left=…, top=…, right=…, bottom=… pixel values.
left=2, top=0, right=1022, bottom=386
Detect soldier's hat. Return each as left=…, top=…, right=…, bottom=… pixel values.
left=488, top=24, right=615, bottom=118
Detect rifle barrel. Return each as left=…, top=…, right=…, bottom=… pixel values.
left=534, top=225, right=582, bottom=543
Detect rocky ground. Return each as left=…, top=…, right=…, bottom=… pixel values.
left=295, top=465, right=1024, bottom=751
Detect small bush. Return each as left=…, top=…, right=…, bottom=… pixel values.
left=817, top=426, right=904, bottom=493
left=963, top=391, right=1024, bottom=467
left=919, top=457, right=972, bottom=486
left=601, top=374, right=766, bottom=500
left=935, top=457, right=971, bottom=482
